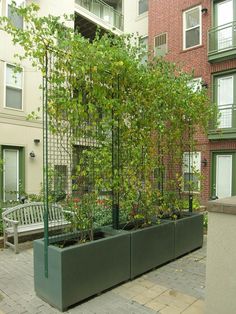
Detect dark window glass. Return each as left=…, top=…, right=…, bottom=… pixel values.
left=185, top=27, right=200, bottom=48
left=6, top=87, right=22, bottom=109
left=139, top=0, right=148, bottom=15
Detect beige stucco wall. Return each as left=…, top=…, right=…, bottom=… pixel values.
left=123, top=0, right=148, bottom=37
left=0, top=0, right=75, bottom=198
left=0, top=0, right=147, bottom=199
left=206, top=197, right=236, bottom=314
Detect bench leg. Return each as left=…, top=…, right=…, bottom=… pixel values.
left=13, top=225, right=19, bottom=254
left=3, top=231, right=7, bottom=249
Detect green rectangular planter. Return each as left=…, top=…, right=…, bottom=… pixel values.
left=34, top=229, right=130, bottom=311
left=174, top=212, right=203, bottom=258
left=129, top=221, right=175, bottom=279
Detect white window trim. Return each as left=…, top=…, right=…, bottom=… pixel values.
left=3, top=148, right=19, bottom=202
left=183, top=151, right=201, bottom=192
left=183, top=5, right=202, bottom=50
left=4, top=62, right=24, bottom=112
left=137, top=0, right=148, bottom=17
left=5, top=0, right=24, bottom=28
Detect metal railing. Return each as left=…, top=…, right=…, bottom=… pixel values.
left=208, top=21, right=236, bottom=55
left=75, top=0, right=124, bottom=31
left=209, top=104, right=236, bottom=131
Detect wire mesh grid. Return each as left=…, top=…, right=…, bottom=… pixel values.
left=42, top=47, right=196, bottom=276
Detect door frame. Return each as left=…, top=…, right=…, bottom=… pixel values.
left=0, top=145, right=25, bottom=202
left=213, top=0, right=235, bottom=51
left=3, top=148, right=19, bottom=202
left=213, top=0, right=235, bottom=27
left=211, top=150, right=236, bottom=198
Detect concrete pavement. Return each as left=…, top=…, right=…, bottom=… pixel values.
left=0, top=237, right=206, bottom=313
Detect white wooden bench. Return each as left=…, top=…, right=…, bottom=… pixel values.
left=2, top=202, right=70, bottom=254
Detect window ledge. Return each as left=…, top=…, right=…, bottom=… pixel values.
left=136, top=11, right=148, bottom=21
left=3, top=107, right=24, bottom=113
left=182, top=191, right=200, bottom=195
left=181, top=44, right=204, bottom=53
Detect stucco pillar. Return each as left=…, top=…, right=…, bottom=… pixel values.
left=206, top=196, right=236, bottom=314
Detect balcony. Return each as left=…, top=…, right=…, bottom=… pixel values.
left=75, top=0, right=124, bottom=31
left=208, top=21, right=236, bottom=63
left=208, top=104, right=236, bottom=139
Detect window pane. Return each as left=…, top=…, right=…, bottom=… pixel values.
left=217, top=0, right=233, bottom=51
left=218, top=76, right=233, bottom=106
left=4, top=149, right=19, bottom=201
left=217, top=0, right=233, bottom=26
left=6, top=64, right=22, bottom=88
left=184, top=173, right=199, bottom=191
left=183, top=152, right=201, bottom=172
left=8, top=4, right=23, bottom=29
left=139, top=0, right=148, bottom=15
left=6, top=87, right=22, bottom=109
left=217, top=76, right=233, bottom=128
left=185, top=27, right=200, bottom=48
left=185, top=8, right=199, bottom=29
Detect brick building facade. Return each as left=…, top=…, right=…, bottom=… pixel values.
left=149, top=0, right=236, bottom=204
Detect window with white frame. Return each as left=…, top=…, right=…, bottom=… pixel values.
left=183, top=6, right=202, bottom=49
left=7, top=0, right=24, bottom=29
left=188, top=77, right=202, bottom=92
left=183, top=152, right=201, bottom=192
left=138, top=0, right=148, bottom=15
left=6, top=64, right=23, bottom=110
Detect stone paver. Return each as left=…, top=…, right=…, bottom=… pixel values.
left=0, top=237, right=207, bottom=314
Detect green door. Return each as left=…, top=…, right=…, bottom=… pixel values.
left=0, top=146, right=25, bottom=202
left=211, top=151, right=236, bottom=198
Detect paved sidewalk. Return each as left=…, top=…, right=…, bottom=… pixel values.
left=0, top=238, right=206, bottom=314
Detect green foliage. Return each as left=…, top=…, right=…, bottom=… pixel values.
left=0, top=3, right=217, bottom=232
left=0, top=207, right=3, bottom=236
left=203, top=212, right=208, bottom=230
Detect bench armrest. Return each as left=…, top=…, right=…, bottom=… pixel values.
left=3, top=217, right=19, bottom=225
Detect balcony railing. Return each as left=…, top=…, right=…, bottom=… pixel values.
left=208, top=21, right=236, bottom=59
left=209, top=104, right=236, bottom=138
left=75, top=0, right=124, bottom=31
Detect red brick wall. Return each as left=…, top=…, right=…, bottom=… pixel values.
left=149, top=0, right=236, bottom=204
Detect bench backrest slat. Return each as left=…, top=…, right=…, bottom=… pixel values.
left=2, top=202, right=65, bottom=227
